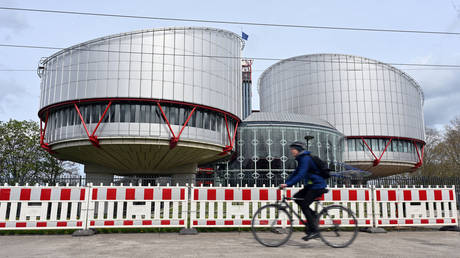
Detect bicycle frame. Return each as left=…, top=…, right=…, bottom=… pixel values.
left=275, top=189, right=325, bottom=225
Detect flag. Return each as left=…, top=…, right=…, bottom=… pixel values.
left=242, top=32, right=248, bottom=40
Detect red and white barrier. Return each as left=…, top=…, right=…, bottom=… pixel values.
left=87, top=185, right=188, bottom=228
left=373, top=186, right=457, bottom=227
left=0, top=184, right=88, bottom=230
left=190, top=185, right=373, bottom=228
left=0, top=184, right=457, bottom=231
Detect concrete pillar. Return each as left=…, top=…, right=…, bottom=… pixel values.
left=84, top=165, right=114, bottom=185
left=170, top=163, right=197, bottom=186
left=171, top=173, right=196, bottom=186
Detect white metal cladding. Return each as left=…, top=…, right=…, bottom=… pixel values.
left=39, top=27, right=244, bottom=117
left=190, top=185, right=372, bottom=227
left=258, top=54, right=425, bottom=141
left=373, top=186, right=458, bottom=227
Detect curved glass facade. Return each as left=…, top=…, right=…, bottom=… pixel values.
left=212, top=113, right=344, bottom=186
left=43, top=101, right=238, bottom=147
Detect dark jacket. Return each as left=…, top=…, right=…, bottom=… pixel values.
left=285, top=151, right=327, bottom=189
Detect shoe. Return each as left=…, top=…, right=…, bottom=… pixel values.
left=302, top=232, right=320, bottom=241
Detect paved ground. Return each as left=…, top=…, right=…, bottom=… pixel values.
left=0, top=231, right=459, bottom=257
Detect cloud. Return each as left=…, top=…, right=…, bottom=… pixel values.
left=0, top=77, right=32, bottom=119
left=0, top=9, right=29, bottom=40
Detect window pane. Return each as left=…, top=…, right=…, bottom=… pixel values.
left=140, top=104, right=148, bottom=123
left=210, top=112, right=216, bottom=131
left=204, top=112, right=210, bottom=130
left=130, top=104, right=137, bottom=123
left=92, top=104, right=100, bottom=124
left=119, top=104, right=127, bottom=122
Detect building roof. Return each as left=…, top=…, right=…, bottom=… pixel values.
left=243, top=112, right=338, bottom=131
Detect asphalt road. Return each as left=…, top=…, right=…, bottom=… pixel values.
left=1, top=231, right=459, bottom=257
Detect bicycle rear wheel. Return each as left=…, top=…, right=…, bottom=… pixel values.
left=317, top=205, right=358, bottom=248
left=251, top=204, right=293, bottom=247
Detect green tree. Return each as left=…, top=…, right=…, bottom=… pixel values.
left=0, top=119, right=78, bottom=185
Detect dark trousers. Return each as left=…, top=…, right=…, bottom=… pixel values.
left=293, top=187, right=324, bottom=233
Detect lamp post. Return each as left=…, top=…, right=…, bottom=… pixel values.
left=304, top=135, right=314, bottom=151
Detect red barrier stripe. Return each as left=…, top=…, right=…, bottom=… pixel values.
left=40, top=189, right=51, bottom=201
left=92, top=189, right=98, bottom=200
left=277, top=220, right=282, bottom=225
left=162, top=189, right=171, bottom=200
left=142, top=220, right=152, bottom=225
left=388, top=190, right=396, bottom=201
left=452, top=219, right=456, bottom=223
left=180, top=189, right=185, bottom=200
left=107, top=189, right=117, bottom=200
left=276, top=190, right=281, bottom=201
left=332, top=190, right=341, bottom=201
left=0, top=222, right=5, bottom=227
left=225, top=189, right=234, bottom=200
left=242, top=189, right=251, bottom=200
left=365, top=190, right=369, bottom=201
left=125, top=189, right=135, bottom=200
left=405, top=219, right=413, bottom=224
left=259, top=189, right=268, bottom=201
left=37, top=222, right=47, bottom=227
left=259, top=220, right=269, bottom=225
left=161, top=220, right=171, bottom=225
left=193, top=221, right=198, bottom=225
left=378, top=220, right=382, bottom=224
left=80, top=189, right=86, bottom=201
left=333, top=220, right=342, bottom=225
left=421, top=219, right=429, bottom=224
left=419, top=190, right=427, bottom=201
left=319, top=220, right=325, bottom=225
left=16, top=222, right=26, bottom=227
left=349, top=220, right=356, bottom=224
left=436, top=219, right=444, bottom=224
left=60, top=189, right=71, bottom=200
left=206, top=220, right=216, bottom=225
left=57, top=222, right=67, bottom=227
left=77, top=221, right=82, bottom=227
left=0, top=188, right=10, bottom=200
left=434, top=190, right=442, bottom=201
left=376, top=191, right=381, bottom=201
left=242, top=220, right=251, bottom=225
left=194, top=189, right=199, bottom=200
left=179, top=220, right=184, bottom=225
left=124, top=220, right=133, bottom=226
left=20, top=189, right=31, bottom=201
left=287, top=190, right=291, bottom=198
left=348, top=190, right=357, bottom=201
left=365, top=220, right=371, bottom=225
left=144, top=189, right=153, bottom=200
left=390, top=220, right=397, bottom=224
left=207, top=189, right=216, bottom=200
left=449, top=190, right=454, bottom=201
left=224, top=220, right=234, bottom=225
left=104, top=221, right=115, bottom=226
left=403, top=190, right=411, bottom=201
left=90, top=221, right=95, bottom=226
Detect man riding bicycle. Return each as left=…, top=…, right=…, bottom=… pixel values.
left=280, top=141, right=327, bottom=241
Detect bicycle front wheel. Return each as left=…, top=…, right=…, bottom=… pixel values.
left=317, top=205, right=358, bottom=248
left=251, top=204, right=293, bottom=247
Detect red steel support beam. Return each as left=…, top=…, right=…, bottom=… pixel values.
left=39, top=111, right=53, bottom=153
left=224, top=114, right=232, bottom=144
left=156, top=102, right=179, bottom=149
left=413, top=141, right=424, bottom=168
left=361, top=138, right=393, bottom=166
left=74, top=103, right=100, bottom=147
left=91, top=101, right=112, bottom=138
left=170, top=106, right=197, bottom=149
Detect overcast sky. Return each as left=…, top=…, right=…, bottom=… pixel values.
left=0, top=0, right=459, bottom=131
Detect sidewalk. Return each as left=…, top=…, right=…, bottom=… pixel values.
left=0, top=231, right=459, bottom=257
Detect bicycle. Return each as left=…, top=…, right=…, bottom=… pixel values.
left=251, top=188, right=358, bottom=248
